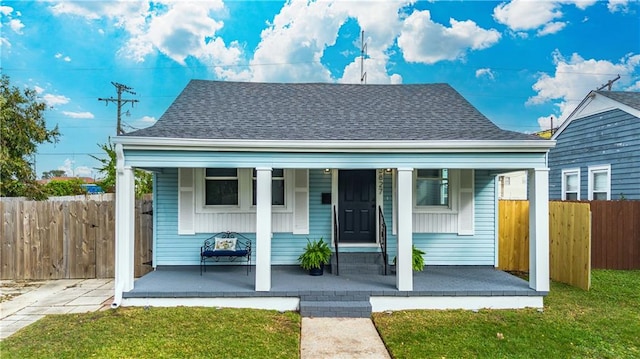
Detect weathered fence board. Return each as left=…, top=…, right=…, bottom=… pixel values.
left=1, top=196, right=152, bottom=280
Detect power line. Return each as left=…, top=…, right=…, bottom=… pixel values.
left=98, top=82, right=139, bottom=135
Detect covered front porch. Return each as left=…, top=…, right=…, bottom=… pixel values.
left=122, top=265, right=545, bottom=314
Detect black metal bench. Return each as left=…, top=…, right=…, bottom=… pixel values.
left=200, top=231, right=252, bottom=275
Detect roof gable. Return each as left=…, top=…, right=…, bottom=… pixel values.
left=552, top=90, right=640, bottom=140
left=125, top=80, right=537, bottom=142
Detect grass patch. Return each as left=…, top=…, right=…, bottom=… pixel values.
left=0, top=307, right=300, bottom=359
left=373, top=270, right=640, bottom=359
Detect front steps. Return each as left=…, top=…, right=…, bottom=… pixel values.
left=329, top=252, right=388, bottom=276
left=299, top=291, right=372, bottom=318
left=298, top=252, right=386, bottom=317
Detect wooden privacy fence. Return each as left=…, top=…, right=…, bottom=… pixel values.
left=498, top=200, right=591, bottom=290
left=590, top=201, right=640, bottom=269
left=0, top=195, right=153, bottom=280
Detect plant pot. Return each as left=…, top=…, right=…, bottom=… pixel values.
left=308, top=264, right=324, bottom=276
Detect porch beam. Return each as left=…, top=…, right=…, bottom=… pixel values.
left=114, top=143, right=135, bottom=302
left=255, top=167, right=272, bottom=291
left=528, top=168, right=550, bottom=291
left=396, top=167, right=413, bottom=291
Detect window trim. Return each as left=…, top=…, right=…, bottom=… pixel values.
left=561, top=168, right=580, bottom=201
left=204, top=168, right=240, bottom=207
left=195, top=168, right=293, bottom=213
left=588, top=164, right=611, bottom=200
left=412, top=169, right=458, bottom=213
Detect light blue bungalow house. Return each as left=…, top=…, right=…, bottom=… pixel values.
left=111, top=80, right=554, bottom=313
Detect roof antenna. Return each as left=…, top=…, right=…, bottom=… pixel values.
left=360, top=30, right=367, bottom=85
left=596, top=74, right=620, bottom=91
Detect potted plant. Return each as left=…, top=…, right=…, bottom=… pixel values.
left=393, top=245, right=426, bottom=272
left=298, top=238, right=332, bottom=276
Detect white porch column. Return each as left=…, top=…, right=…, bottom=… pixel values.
left=114, top=144, right=135, bottom=302
left=255, top=167, right=272, bottom=291
left=396, top=168, right=413, bottom=291
left=528, top=168, right=550, bottom=291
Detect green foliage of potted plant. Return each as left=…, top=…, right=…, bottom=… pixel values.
left=298, top=238, right=332, bottom=276
left=393, top=245, right=426, bottom=272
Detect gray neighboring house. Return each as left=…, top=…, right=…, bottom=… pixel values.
left=549, top=90, right=640, bottom=200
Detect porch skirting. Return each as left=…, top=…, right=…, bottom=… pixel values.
left=121, top=265, right=547, bottom=313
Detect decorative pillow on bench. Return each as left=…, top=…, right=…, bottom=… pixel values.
left=214, top=237, right=237, bottom=251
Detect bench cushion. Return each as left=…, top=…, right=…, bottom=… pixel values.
left=202, top=249, right=248, bottom=257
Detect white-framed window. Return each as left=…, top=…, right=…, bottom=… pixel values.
left=588, top=165, right=611, bottom=200
left=415, top=169, right=449, bottom=207
left=205, top=168, right=239, bottom=206
left=196, top=168, right=292, bottom=213
left=561, top=168, right=580, bottom=200
left=252, top=168, right=285, bottom=206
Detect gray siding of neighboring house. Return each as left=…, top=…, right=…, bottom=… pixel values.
left=549, top=109, right=640, bottom=200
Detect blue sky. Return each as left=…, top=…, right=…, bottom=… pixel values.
left=1, top=0, right=639, bottom=179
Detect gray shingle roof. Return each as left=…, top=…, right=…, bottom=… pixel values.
left=597, top=91, right=640, bottom=111
left=125, top=80, right=538, bottom=141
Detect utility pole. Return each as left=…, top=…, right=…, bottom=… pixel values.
left=596, top=74, right=620, bottom=91
left=98, top=82, right=139, bottom=135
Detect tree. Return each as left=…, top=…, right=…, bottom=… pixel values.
left=0, top=75, right=60, bottom=199
left=42, top=169, right=67, bottom=179
left=91, top=142, right=152, bottom=198
left=44, top=178, right=87, bottom=196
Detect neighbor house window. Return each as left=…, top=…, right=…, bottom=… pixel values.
left=562, top=169, right=580, bottom=200
left=588, top=165, right=610, bottom=200
left=416, top=169, right=449, bottom=206
left=252, top=168, right=285, bottom=206
left=205, top=168, right=238, bottom=205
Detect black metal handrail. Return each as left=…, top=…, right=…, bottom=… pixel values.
left=333, top=205, right=340, bottom=276
left=378, top=206, right=388, bottom=275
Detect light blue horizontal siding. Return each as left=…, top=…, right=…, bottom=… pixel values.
left=549, top=109, right=640, bottom=200
left=382, top=171, right=496, bottom=266
left=155, top=169, right=497, bottom=266
left=154, top=169, right=334, bottom=266
left=126, top=150, right=548, bottom=170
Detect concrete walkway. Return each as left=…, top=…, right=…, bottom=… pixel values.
left=301, top=317, right=391, bottom=358
left=1, top=279, right=391, bottom=358
left=1, top=279, right=114, bottom=340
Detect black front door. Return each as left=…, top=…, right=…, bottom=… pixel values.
left=338, top=170, right=376, bottom=243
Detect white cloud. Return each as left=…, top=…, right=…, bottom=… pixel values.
left=241, top=1, right=409, bottom=83
left=139, top=116, right=156, bottom=123
left=8, top=18, right=23, bottom=33
left=55, top=53, right=72, bottom=62
left=398, top=10, right=501, bottom=64
left=537, top=21, right=567, bottom=36
left=0, top=5, right=13, bottom=16
left=50, top=1, right=241, bottom=69
left=608, top=0, right=629, bottom=13
left=57, top=159, right=92, bottom=177
left=476, top=68, right=495, bottom=80
left=34, top=85, right=45, bottom=94
left=493, top=0, right=596, bottom=34
left=43, top=93, right=70, bottom=106
left=528, top=50, right=640, bottom=127
left=62, top=111, right=94, bottom=119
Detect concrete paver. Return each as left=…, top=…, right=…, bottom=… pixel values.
left=301, top=317, right=391, bottom=359
left=0, top=279, right=114, bottom=340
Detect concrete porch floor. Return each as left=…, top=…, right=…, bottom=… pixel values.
left=125, top=265, right=543, bottom=297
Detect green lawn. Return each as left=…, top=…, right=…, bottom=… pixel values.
left=373, top=270, right=640, bottom=359
left=0, top=307, right=300, bottom=359
left=2, top=270, right=638, bottom=358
